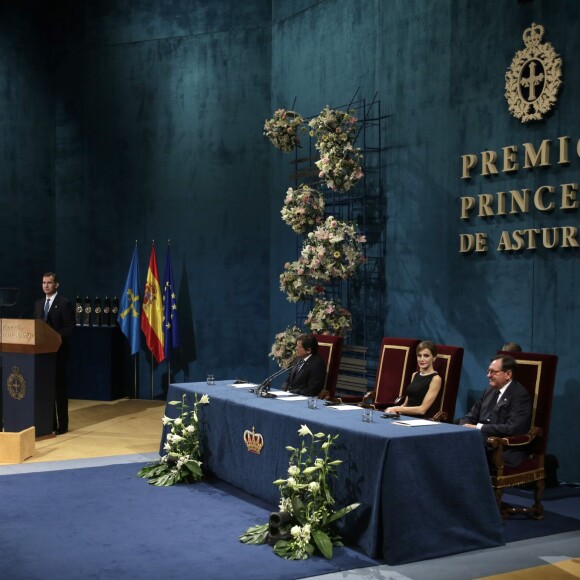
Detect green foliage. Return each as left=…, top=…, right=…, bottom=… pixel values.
left=240, top=424, right=359, bottom=560
left=137, top=393, right=209, bottom=486
left=238, top=524, right=268, bottom=545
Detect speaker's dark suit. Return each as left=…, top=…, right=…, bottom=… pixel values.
left=283, top=353, right=326, bottom=397
left=34, top=294, right=76, bottom=433
left=460, top=380, right=531, bottom=467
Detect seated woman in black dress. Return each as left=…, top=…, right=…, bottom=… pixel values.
left=386, top=340, right=442, bottom=417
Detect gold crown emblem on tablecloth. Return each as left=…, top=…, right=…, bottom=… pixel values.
left=243, top=426, right=264, bottom=454
left=505, top=22, right=563, bottom=123
left=7, top=366, right=26, bottom=400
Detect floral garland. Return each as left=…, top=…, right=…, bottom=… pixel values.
left=315, top=143, right=364, bottom=192
left=270, top=104, right=367, bottom=351
left=240, top=424, right=359, bottom=560
left=308, top=106, right=364, bottom=193
left=305, top=298, right=352, bottom=336
left=269, top=325, right=304, bottom=368
left=137, top=393, right=209, bottom=486
left=300, top=216, right=366, bottom=281
left=279, top=259, right=327, bottom=303
left=281, top=185, right=325, bottom=234
left=308, top=106, right=358, bottom=151
left=264, top=109, right=305, bottom=152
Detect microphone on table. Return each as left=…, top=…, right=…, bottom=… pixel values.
left=253, top=360, right=300, bottom=397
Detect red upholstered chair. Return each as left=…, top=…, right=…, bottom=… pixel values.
left=488, top=350, right=558, bottom=519
left=313, top=334, right=344, bottom=399
left=427, top=344, right=464, bottom=422
left=339, top=338, right=420, bottom=408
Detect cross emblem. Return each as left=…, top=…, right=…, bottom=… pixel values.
left=520, top=60, right=545, bottom=102
left=119, top=289, right=140, bottom=320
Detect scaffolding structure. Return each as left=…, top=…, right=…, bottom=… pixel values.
left=288, top=96, right=387, bottom=391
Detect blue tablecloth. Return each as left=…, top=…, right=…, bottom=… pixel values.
left=163, top=381, right=504, bottom=565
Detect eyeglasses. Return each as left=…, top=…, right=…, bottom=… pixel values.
left=486, top=368, right=505, bottom=376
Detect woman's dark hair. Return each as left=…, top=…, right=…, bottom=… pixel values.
left=416, top=340, right=437, bottom=357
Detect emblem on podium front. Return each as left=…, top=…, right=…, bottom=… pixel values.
left=7, top=367, right=26, bottom=400
left=244, top=426, right=264, bottom=454
left=505, top=23, right=563, bottom=123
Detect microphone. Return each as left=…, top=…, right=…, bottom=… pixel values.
left=254, top=360, right=300, bottom=397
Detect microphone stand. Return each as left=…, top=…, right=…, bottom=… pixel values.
left=254, top=361, right=299, bottom=397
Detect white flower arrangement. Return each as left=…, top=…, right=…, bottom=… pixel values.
left=281, top=184, right=325, bottom=234
left=239, top=424, right=359, bottom=560
left=305, top=298, right=352, bottom=336
left=269, top=325, right=304, bottom=368
left=308, top=106, right=358, bottom=151
left=308, top=106, right=364, bottom=193
left=137, top=393, right=209, bottom=486
left=315, top=144, right=364, bottom=192
left=264, top=109, right=305, bottom=152
left=279, top=259, right=327, bottom=303
left=300, top=216, right=366, bottom=281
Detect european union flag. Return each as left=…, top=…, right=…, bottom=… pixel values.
left=163, top=244, right=180, bottom=359
left=118, top=245, right=141, bottom=355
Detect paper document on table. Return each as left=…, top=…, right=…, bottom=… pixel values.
left=392, top=419, right=438, bottom=426
left=329, top=405, right=363, bottom=411
left=270, top=390, right=295, bottom=397
left=277, top=395, right=308, bottom=401
left=227, top=382, right=259, bottom=388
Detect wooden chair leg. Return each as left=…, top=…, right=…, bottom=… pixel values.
left=533, top=478, right=545, bottom=520
left=494, top=486, right=503, bottom=514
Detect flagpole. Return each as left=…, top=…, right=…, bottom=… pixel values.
left=151, top=239, right=154, bottom=401
left=134, top=354, right=138, bottom=399
left=167, top=238, right=171, bottom=392
left=134, top=240, right=139, bottom=400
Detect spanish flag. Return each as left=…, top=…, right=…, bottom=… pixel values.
left=141, top=244, right=165, bottom=363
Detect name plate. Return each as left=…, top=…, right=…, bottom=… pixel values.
left=0, top=319, right=62, bottom=354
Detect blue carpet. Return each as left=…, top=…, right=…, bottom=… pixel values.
left=502, top=490, right=580, bottom=543
left=0, top=462, right=380, bottom=580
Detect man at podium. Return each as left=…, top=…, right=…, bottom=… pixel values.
left=33, top=272, right=75, bottom=434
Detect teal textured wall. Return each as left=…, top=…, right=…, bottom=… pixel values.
left=51, top=1, right=273, bottom=391
left=0, top=3, right=54, bottom=312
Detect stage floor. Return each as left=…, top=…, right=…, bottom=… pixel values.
left=0, top=398, right=165, bottom=465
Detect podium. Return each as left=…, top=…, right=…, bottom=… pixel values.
left=1, top=319, right=62, bottom=438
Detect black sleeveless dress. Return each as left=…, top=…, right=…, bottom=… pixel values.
left=405, top=371, right=438, bottom=408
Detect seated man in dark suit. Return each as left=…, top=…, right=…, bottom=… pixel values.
left=459, top=355, right=531, bottom=467
left=282, top=333, right=326, bottom=397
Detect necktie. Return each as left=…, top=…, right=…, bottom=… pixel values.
left=289, top=359, right=304, bottom=386
left=483, top=389, right=500, bottom=420
left=295, top=359, right=305, bottom=374
left=44, top=299, right=50, bottom=320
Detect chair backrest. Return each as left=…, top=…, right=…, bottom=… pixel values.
left=314, top=334, right=344, bottom=397
left=497, top=350, right=558, bottom=455
left=373, top=338, right=420, bottom=405
left=428, top=344, right=464, bottom=420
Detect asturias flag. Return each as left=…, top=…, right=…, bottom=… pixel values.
left=118, top=245, right=141, bottom=355
left=141, top=244, right=165, bottom=363
left=163, top=244, right=181, bottom=359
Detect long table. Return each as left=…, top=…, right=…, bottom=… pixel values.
left=163, top=381, right=504, bottom=565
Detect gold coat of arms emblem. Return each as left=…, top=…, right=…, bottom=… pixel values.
left=7, top=366, right=26, bottom=400
left=505, top=23, right=562, bottom=123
